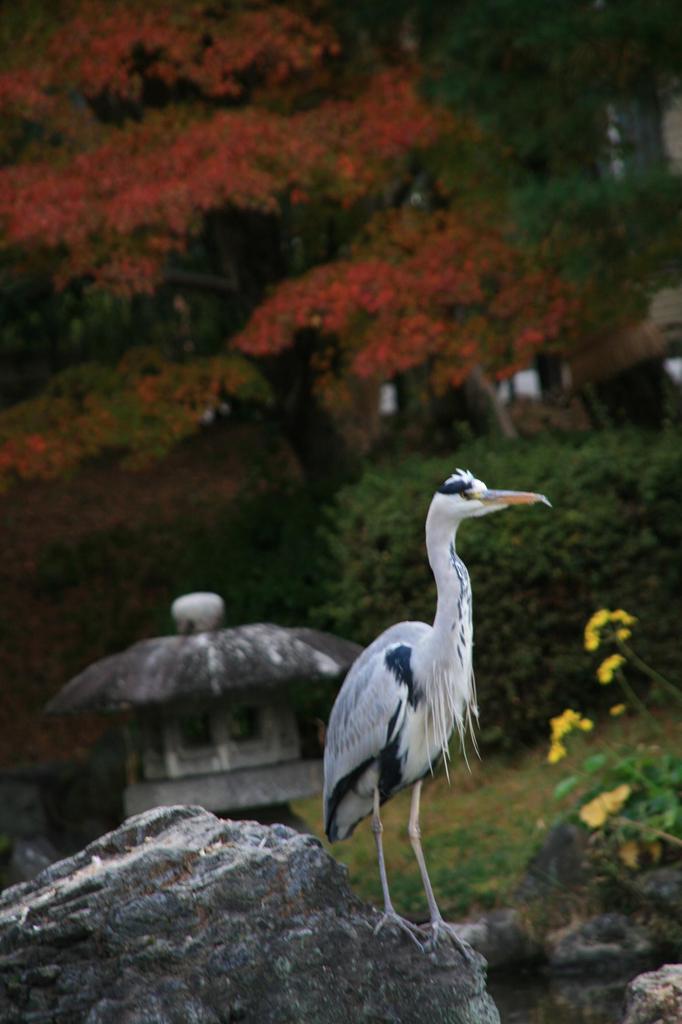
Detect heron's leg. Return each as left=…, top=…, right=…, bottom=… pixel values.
left=408, top=781, right=472, bottom=959
left=372, top=788, right=395, bottom=914
left=371, top=788, right=423, bottom=950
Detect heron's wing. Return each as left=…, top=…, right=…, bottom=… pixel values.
left=323, top=621, right=430, bottom=836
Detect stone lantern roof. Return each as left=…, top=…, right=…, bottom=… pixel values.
left=45, top=622, right=361, bottom=714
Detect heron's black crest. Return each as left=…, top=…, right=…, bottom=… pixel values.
left=437, top=468, right=475, bottom=496
left=437, top=479, right=468, bottom=495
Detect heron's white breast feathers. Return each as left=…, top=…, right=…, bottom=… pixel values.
left=412, top=633, right=478, bottom=773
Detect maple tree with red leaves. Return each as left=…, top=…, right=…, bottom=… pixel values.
left=236, top=209, right=575, bottom=400
left=0, top=348, right=269, bottom=483
left=0, top=3, right=445, bottom=293
left=0, top=0, right=580, bottom=485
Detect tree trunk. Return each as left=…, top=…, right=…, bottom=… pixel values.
left=269, top=332, right=354, bottom=480
left=465, top=365, right=518, bottom=439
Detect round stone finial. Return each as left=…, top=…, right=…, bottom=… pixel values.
left=171, top=592, right=225, bottom=635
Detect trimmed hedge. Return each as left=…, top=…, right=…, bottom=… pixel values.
left=318, top=429, right=682, bottom=748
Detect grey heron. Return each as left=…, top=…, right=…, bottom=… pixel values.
left=323, top=468, right=550, bottom=953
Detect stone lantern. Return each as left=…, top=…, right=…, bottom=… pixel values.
left=45, top=593, right=361, bottom=820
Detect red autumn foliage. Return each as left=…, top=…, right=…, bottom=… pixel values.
left=0, top=2, right=336, bottom=119
left=46, top=2, right=339, bottom=103
left=0, top=349, right=269, bottom=489
left=0, top=1, right=580, bottom=487
left=236, top=209, right=577, bottom=394
left=0, top=67, right=446, bottom=290
left=0, top=0, right=447, bottom=292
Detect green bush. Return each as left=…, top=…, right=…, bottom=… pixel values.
left=318, top=429, right=682, bottom=748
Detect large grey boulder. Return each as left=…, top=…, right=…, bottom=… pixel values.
left=0, top=805, right=500, bottom=1024
left=621, top=963, right=682, bottom=1024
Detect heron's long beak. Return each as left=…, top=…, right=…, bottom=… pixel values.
left=471, top=489, right=551, bottom=507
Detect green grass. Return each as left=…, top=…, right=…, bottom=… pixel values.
left=293, top=708, right=682, bottom=920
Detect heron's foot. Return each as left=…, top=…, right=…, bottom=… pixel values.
left=421, top=918, right=474, bottom=960
left=374, top=910, right=424, bottom=951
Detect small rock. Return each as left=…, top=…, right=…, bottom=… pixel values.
left=551, top=971, right=634, bottom=1020
left=453, top=909, right=542, bottom=968
left=547, top=912, right=655, bottom=974
left=515, top=823, right=588, bottom=903
left=621, top=963, right=682, bottom=1024
left=635, top=868, right=682, bottom=912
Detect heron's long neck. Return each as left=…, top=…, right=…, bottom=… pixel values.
left=414, top=503, right=476, bottom=754
left=424, top=509, right=469, bottom=658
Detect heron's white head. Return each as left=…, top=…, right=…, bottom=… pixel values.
left=432, top=468, right=551, bottom=522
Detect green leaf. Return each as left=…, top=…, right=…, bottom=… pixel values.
left=663, top=807, right=679, bottom=831
left=553, top=775, right=579, bottom=800
left=582, top=753, right=608, bottom=774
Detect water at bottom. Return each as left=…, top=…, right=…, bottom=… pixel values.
left=487, top=968, right=636, bottom=1024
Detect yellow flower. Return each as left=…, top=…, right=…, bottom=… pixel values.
left=547, top=742, right=567, bottom=764
left=618, top=840, right=640, bottom=869
left=584, top=608, right=610, bottom=651
left=612, top=609, right=636, bottom=626
left=609, top=703, right=626, bottom=717
left=547, top=709, right=594, bottom=763
left=591, top=609, right=611, bottom=628
left=579, top=783, right=631, bottom=828
left=584, top=608, right=636, bottom=651
left=550, top=708, right=581, bottom=740
left=597, top=653, right=625, bottom=684
left=550, top=714, right=567, bottom=740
